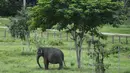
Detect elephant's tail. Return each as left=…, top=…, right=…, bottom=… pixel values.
left=61, top=56, right=66, bottom=67
left=63, top=60, right=66, bottom=67
left=61, top=52, right=66, bottom=67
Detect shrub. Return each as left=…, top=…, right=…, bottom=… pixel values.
left=48, top=40, right=64, bottom=46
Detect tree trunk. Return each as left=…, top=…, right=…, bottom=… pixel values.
left=95, top=53, right=100, bottom=73
left=70, top=30, right=84, bottom=68
left=101, top=52, right=105, bottom=73
left=74, top=36, right=83, bottom=68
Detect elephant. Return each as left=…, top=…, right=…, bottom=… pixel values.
left=36, top=47, right=65, bottom=70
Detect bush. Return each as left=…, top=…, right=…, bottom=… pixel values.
left=48, top=40, right=64, bottom=46
left=8, top=9, right=29, bottom=40
left=0, top=0, right=22, bottom=16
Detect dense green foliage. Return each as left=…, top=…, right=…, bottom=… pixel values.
left=29, top=0, right=125, bottom=31
left=0, top=0, right=22, bottom=16
left=7, top=9, right=29, bottom=40
left=87, top=39, right=130, bottom=73
left=26, top=0, right=38, bottom=6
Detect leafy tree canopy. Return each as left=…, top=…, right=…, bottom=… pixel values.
left=8, top=9, right=29, bottom=40
left=0, top=0, right=22, bottom=16
left=26, top=0, right=38, bottom=6
left=29, top=0, right=125, bottom=34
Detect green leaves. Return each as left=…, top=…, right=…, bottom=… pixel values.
left=0, top=0, right=22, bottom=16
left=29, top=0, right=126, bottom=37
left=8, top=9, right=29, bottom=40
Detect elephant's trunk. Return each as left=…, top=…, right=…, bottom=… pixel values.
left=37, top=55, right=42, bottom=68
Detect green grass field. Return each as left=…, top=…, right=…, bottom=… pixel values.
left=0, top=18, right=130, bottom=73
left=0, top=40, right=130, bottom=73
left=100, top=25, right=130, bottom=34
left=0, top=18, right=10, bottom=26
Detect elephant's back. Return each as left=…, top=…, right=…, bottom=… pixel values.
left=47, top=48, right=64, bottom=63
left=47, top=47, right=63, bottom=54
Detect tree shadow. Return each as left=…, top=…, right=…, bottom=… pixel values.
left=124, top=71, right=130, bottom=73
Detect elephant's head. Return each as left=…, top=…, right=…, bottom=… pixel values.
left=36, top=47, right=44, bottom=68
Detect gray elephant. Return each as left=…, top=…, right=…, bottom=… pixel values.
left=36, top=47, right=65, bottom=70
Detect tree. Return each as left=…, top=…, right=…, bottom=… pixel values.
left=26, top=0, right=38, bottom=6
left=0, top=0, right=22, bottom=16
left=8, top=9, right=29, bottom=40
left=28, top=0, right=125, bottom=68
left=87, top=39, right=129, bottom=73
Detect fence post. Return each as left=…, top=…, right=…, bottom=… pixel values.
left=41, top=32, right=43, bottom=37
left=26, top=31, right=30, bottom=52
left=119, top=36, right=121, bottom=43
left=4, top=29, right=6, bottom=39
left=47, top=32, right=49, bottom=40
left=92, top=34, right=94, bottom=73
left=92, top=34, right=94, bottom=41
left=67, top=33, right=68, bottom=41
left=22, top=47, right=25, bottom=53
left=34, top=30, right=37, bottom=42
left=60, top=32, right=62, bottom=40
left=112, top=36, right=114, bottom=44
left=54, top=32, right=56, bottom=39
left=126, top=36, right=128, bottom=44
left=118, top=46, right=120, bottom=73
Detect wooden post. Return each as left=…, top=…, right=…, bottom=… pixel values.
left=67, top=33, right=68, bottom=41
left=53, top=32, right=56, bottom=39
left=26, top=31, right=30, bottom=52
left=41, top=32, right=43, bottom=37
left=34, top=30, right=37, bottom=42
left=112, top=36, right=114, bottom=44
left=21, top=41, right=25, bottom=53
left=126, top=36, right=128, bottom=44
left=47, top=32, right=49, bottom=39
left=118, top=46, right=120, bottom=73
left=92, top=34, right=94, bottom=42
left=60, top=32, right=62, bottom=40
left=23, top=47, right=24, bottom=53
left=4, top=29, right=6, bottom=39
left=119, top=36, right=121, bottom=43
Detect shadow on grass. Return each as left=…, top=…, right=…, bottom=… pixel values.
left=20, top=52, right=35, bottom=56
left=33, top=67, right=91, bottom=72
left=33, top=67, right=70, bottom=70
left=124, top=71, right=130, bottom=73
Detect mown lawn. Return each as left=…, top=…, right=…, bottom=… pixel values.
left=0, top=35, right=130, bottom=73
left=100, top=25, right=130, bottom=34
left=0, top=18, right=10, bottom=26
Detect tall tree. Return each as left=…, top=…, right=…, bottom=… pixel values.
left=26, top=0, right=38, bottom=6
left=8, top=9, right=29, bottom=40
left=28, top=0, right=125, bottom=68
left=0, top=0, right=22, bottom=16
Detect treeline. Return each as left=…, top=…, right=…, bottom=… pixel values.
left=0, top=0, right=22, bottom=16
left=0, top=0, right=37, bottom=17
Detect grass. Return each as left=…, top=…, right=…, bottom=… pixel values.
left=0, top=18, right=130, bottom=73
left=0, top=44, right=89, bottom=73
left=0, top=17, right=10, bottom=26
left=0, top=31, right=130, bottom=73
left=100, top=25, right=130, bottom=34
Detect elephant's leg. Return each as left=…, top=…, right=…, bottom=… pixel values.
left=44, top=58, right=49, bottom=70
left=58, top=62, right=63, bottom=70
